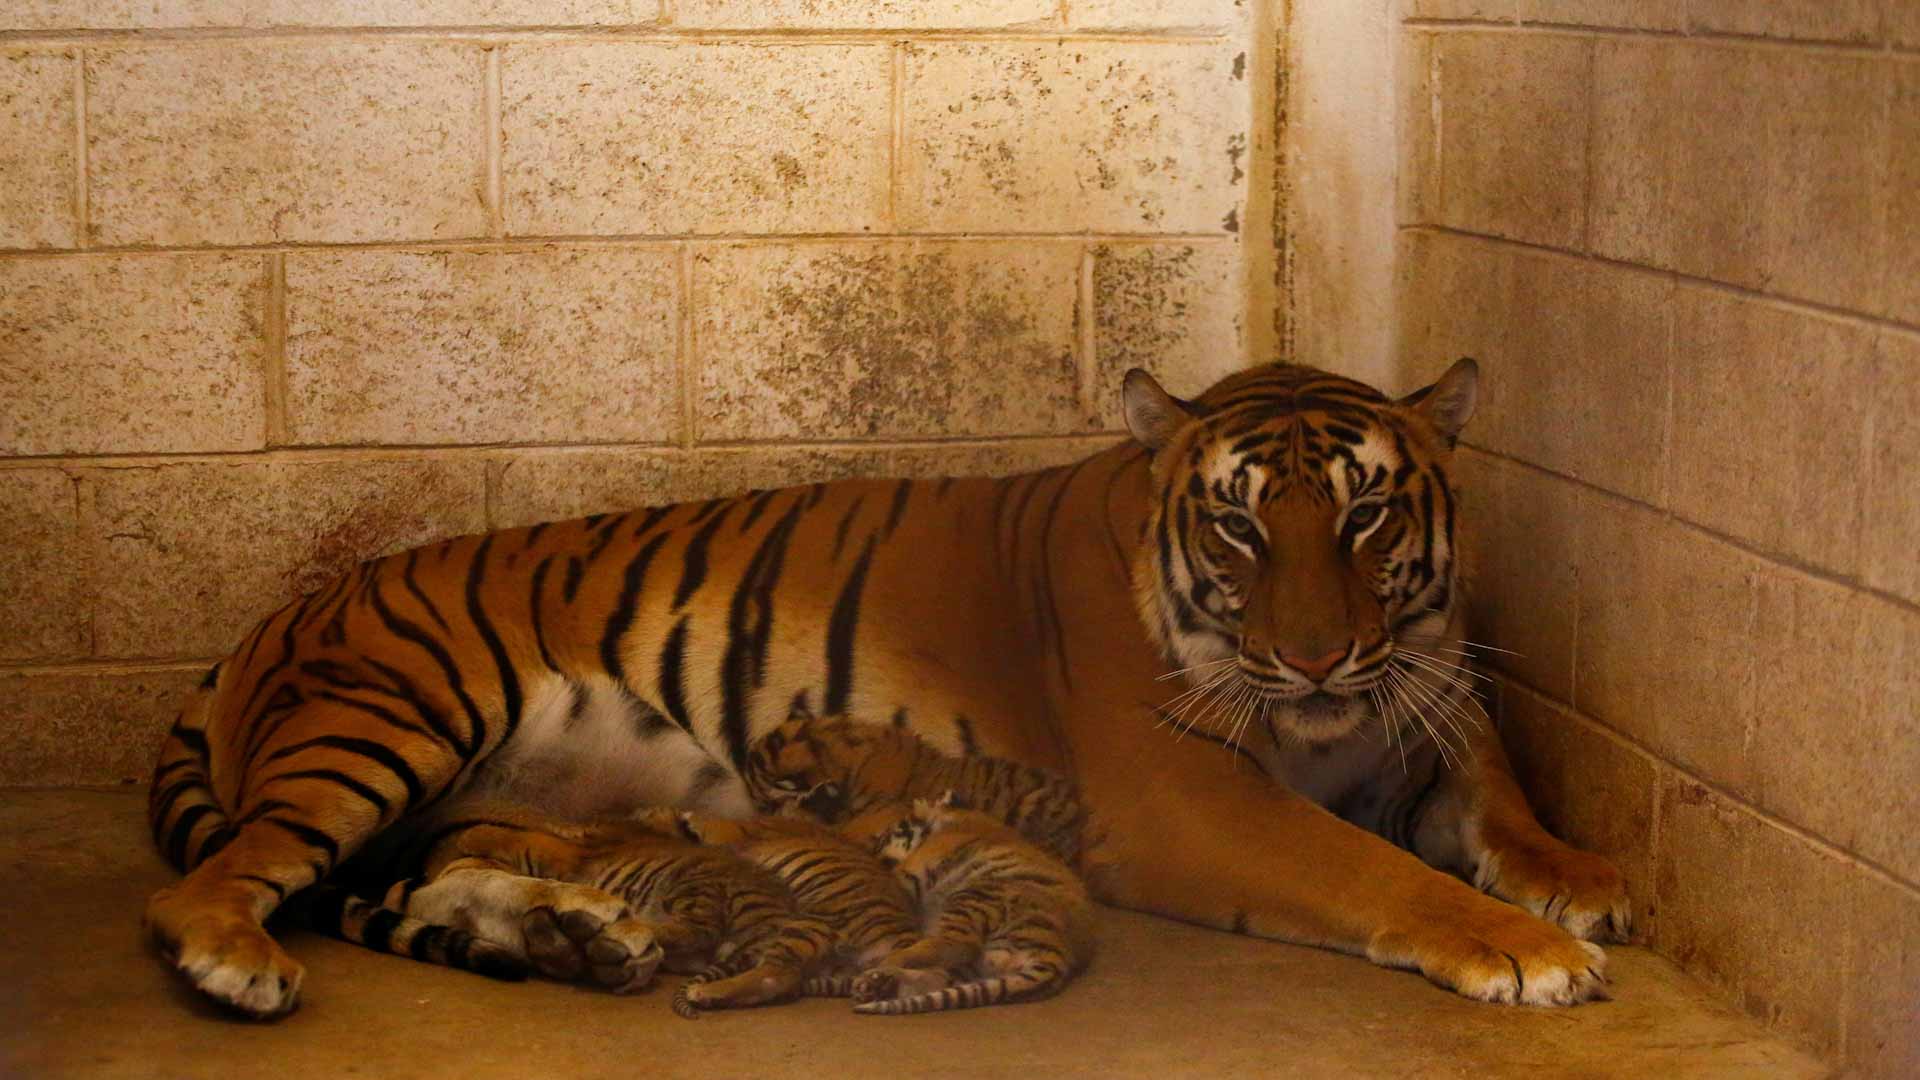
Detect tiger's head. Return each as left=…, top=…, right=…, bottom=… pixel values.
left=742, top=713, right=913, bottom=822
left=1123, top=359, right=1478, bottom=745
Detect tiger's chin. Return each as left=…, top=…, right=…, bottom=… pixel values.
left=1261, top=690, right=1374, bottom=746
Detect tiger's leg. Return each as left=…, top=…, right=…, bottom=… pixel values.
left=396, top=824, right=666, bottom=993
left=1083, top=732, right=1609, bottom=1006
left=849, top=925, right=975, bottom=1003
left=144, top=702, right=461, bottom=1017
left=1409, top=721, right=1630, bottom=943
left=679, top=912, right=835, bottom=1012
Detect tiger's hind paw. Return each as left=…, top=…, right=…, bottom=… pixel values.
left=521, top=906, right=662, bottom=994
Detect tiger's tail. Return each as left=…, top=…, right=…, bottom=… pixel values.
left=851, top=966, right=1065, bottom=1015
left=297, top=885, right=528, bottom=982
left=802, top=973, right=858, bottom=997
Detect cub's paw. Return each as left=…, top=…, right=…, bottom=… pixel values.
left=1474, top=840, right=1631, bottom=943
left=521, top=905, right=662, bottom=994
left=1369, top=903, right=1609, bottom=1007
left=851, top=966, right=948, bottom=1004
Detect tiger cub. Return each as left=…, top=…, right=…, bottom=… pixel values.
left=655, top=809, right=930, bottom=1001
left=381, top=804, right=832, bottom=1013
left=743, top=712, right=1099, bottom=872
left=852, top=794, right=1096, bottom=1015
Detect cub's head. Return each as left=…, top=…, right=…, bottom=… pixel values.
left=1125, top=359, right=1478, bottom=745
left=742, top=713, right=913, bottom=821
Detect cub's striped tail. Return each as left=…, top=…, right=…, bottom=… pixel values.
left=802, top=973, right=858, bottom=997
left=852, top=968, right=1063, bottom=1015
left=299, top=886, right=528, bottom=982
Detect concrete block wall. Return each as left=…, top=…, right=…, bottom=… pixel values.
left=1398, top=5, right=1918, bottom=1074
left=0, top=4, right=1254, bottom=786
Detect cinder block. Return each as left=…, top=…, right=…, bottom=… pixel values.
left=1896, top=4, right=1920, bottom=48
left=1405, top=0, right=1513, bottom=17
left=1847, top=872, right=1920, bottom=1078
left=691, top=242, right=1083, bottom=440
left=0, top=49, right=75, bottom=249
left=0, top=469, right=87, bottom=662
left=1886, top=63, right=1920, bottom=324
left=1686, top=0, right=1880, bottom=43
left=501, top=43, right=889, bottom=237
left=1067, top=1, right=1245, bottom=30
left=1498, top=682, right=1657, bottom=935
left=9, top=2, right=657, bottom=28
left=1668, top=286, right=1873, bottom=575
left=1453, top=450, right=1579, bottom=701
left=86, top=460, right=486, bottom=658
left=1396, top=32, right=1438, bottom=225
left=0, top=254, right=265, bottom=456
left=285, top=247, right=680, bottom=447
left=87, top=42, right=487, bottom=247
left=1517, top=0, right=1682, bottom=29
left=1751, top=571, right=1919, bottom=887
left=1575, top=491, right=1756, bottom=793
left=677, top=0, right=1054, bottom=29
left=1863, top=331, right=1920, bottom=605
left=1654, top=777, right=1753, bottom=992
left=1091, top=243, right=1244, bottom=429
left=0, top=668, right=204, bottom=786
left=898, top=41, right=1247, bottom=234
left=1432, top=32, right=1590, bottom=248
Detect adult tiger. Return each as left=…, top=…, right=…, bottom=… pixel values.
left=145, top=359, right=1627, bottom=1017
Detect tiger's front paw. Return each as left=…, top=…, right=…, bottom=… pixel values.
left=521, top=906, right=663, bottom=994
left=1474, top=839, right=1630, bottom=943
left=1369, top=893, right=1609, bottom=1007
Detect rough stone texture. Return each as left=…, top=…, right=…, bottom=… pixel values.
left=678, top=0, right=1054, bottom=29
left=4, top=2, right=660, bottom=28
left=1685, top=0, right=1881, bottom=43
left=1516, top=0, right=1682, bottom=28
left=1498, top=682, right=1658, bottom=936
left=87, top=42, right=487, bottom=247
left=85, top=460, right=486, bottom=659
left=692, top=242, right=1082, bottom=440
left=285, top=248, right=680, bottom=447
left=1091, top=243, right=1245, bottom=428
left=1429, top=32, right=1589, bottom=249
left=1590, top=41, right=1888, bottom=311
left=1399, top=232, right=1670, bottom=506
left=1888, top=63, right=1920, bottom=324
left=0, top=789, right=1830, bottom=1078
left=0, top=254, right=266, bottom=457
left=898, top=41, right=1248, bottom=234
left=1574, top=492, right=1757, bottom=796
left=1863, top=331, right=1920, bottom=606
left=502, top=43, right=889, bottom=238
left=0, top=469, right=87, bottom=663
left=1667, top=287, right=1872, bottom=575
left=490, top=438, right=1113, bottom=530
left=1848, top=872, right=1920, bottom=1078
left=0, top=49, right=75, bottom=250
left=1068, top=1, right=1246, bottom=30
left=1452, top=450, right=1578, bottom=702
left=1656, top=776, right=1856, bottom=1061
left=1404, top=0, right=1512, bottom=17
left=1751, top=571, right=1920, bottom=887
left=0, top=669, right=202, bottom=786
left=1395, top=32, right=1437, bottom=225
left=1896, top=4, right=1920, bottom=48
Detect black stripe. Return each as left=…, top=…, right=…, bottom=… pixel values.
left=719, top=496, right=806, bottom=769
left=467, top=536, right=524, bottom=748
left=311, top=689, right=437, bottom=742
left=198, top=663, right=221, bottom=689
left=170, top=722, right=210, bottom=758
left=261, top=816, right=340, bottom=868
left=361, top=658, right=468, bottom=755
left=367, top=577, right=487, bottom=757
left=563, top=556, right=586, bottom=604
left=360, top=907, right=403, bottom=953
left=830, top=495, right=865, bottom=560
left=601, top=531, right=672, bottom=683
left=1034, top=460, right=1088, bottom=692
left=673, top=500, right=735, bottom=609
left=165, top=803, right=220, bottom=870
left=529, top=555, right=560, bottom=672
left=401, top=549, right=454, bottom=635
left=738, top=488, right=780, bottom=534
left=882, top=479, right=913, bottom=538
left=952, top=714, right=979, bottom=757
left=262, top=735, right=426, bottom=807
left=657, top=619, right=694, bottom=734
left=266, top=768, right=391, bottom=817
left=526, top=521, right=551, bottom=546
left=823, top=536, right=877, bottom=715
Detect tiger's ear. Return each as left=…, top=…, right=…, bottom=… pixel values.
left=1122, top=369, right=1199, bottom=452
left=1400, top=357, right=1479, bottom=445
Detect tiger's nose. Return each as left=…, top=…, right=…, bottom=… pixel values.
left=1278, top=646, right=1347, bottom=683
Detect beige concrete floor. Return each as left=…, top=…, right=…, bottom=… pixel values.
left=1, top=790, right=1827, bottom=1080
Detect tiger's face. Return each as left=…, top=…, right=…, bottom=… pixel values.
left=741, top=714, right=881, bottom=820
left=1124, top=359, right=1478, bottom=745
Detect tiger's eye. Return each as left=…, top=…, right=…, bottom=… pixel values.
left=1220, top=514, right=1257, bottom=540
left=1347, top=503, right=1382, bottom=529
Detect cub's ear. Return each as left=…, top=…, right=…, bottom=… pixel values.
left=1400, top=357, right=1479, bottom=445
left=1122, top=368, right=1199, bottom=452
